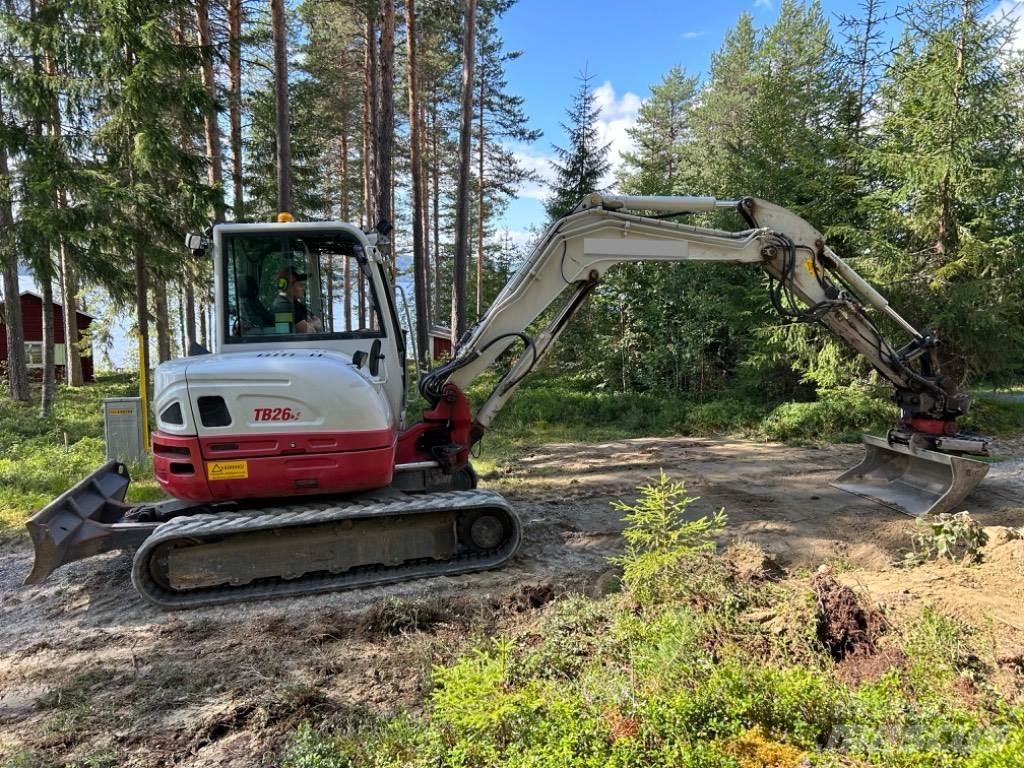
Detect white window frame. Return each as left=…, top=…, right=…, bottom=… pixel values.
left=25, top=341, right=42, bottom=368
left=24, top=342, right=67, bottom=367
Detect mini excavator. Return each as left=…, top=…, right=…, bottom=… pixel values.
left=25, top=195, right=990, bottom=608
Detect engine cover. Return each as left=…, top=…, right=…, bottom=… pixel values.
left=151, top=350, right=397, bottom=502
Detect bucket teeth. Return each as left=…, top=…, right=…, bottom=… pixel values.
left=831, top=434, right=989, bottom=517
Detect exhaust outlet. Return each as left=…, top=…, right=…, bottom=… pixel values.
left=831, top=435, right=989, bottom=517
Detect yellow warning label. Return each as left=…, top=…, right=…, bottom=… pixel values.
left=206, top=460, right=249, bottom=481
left=802, top=257, right=819, bottom=277
left=109, top=408, right=134, bottom=415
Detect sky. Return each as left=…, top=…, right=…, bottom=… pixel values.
left=491, top=0, right=1024, bottom=244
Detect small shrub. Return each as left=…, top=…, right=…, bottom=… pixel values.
left=907, top=512, right=989, bottom=565
left=611, top=470, right=727, bottom=607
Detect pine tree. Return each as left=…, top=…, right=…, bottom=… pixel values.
left=0, top=74, right=29, bottom=401
left=89, top=0, right=211, bottom=387
left=451, top=0, right=477, bottom=341
left=545, top=70, right=611, bottom=221
left=618, top=66, right=698, bottom=195
left=472, top=0, right=541, bottom=317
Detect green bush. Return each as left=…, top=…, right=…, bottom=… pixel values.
left=757, top=386, right=895, bottom=443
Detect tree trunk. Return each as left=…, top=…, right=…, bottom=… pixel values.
left=451, top=0, right=477, bottom=343
left=271, top=0, right=292, bottom=214
left=135, top=246, right=150, bottom=392
left=362, top=10, right=377, bottom=231
left=40, top=12, right=83, bottom=388
left=177, top=285, right=186, bottom=355
left=39, top=271, right=55, bottom=416
left=476, top=68, right=485, bottom=318
left=196, top=0, right=226, bottom=222
left=184, top=280, right=196, bottom=349
left=375, top=0, right=395, bottom=234
left=420, top=100, right=431, bottom=329
left=405, top=0, right=429, bottom=367
left=199, top=293, right=208, bottom=349
left=154, top=278, right=171, bottom=363
left=229, top=0, right=244, bottom=219
left=57, top=224, right=83, bottom=386
left=0, top=93, right=29, bottom=402
left=341, top=131, right=352, bottom=331
left=431, top=94, right=441, bottom=322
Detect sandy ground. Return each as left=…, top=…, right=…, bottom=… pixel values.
left=1, top=436, right=1023, bottom=767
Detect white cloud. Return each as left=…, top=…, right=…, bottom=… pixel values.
left=509, top=146, right=557, bottom=201
left=754, top=0, right=773, bottom=8
left=592, top=80, right=643, bottom=189
left=682, top=30, right=706, bottom=39
left=991, top=1, right=1024, bottom=51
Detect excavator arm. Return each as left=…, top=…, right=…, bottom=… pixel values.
left=418, top=194, right=989, bottom=515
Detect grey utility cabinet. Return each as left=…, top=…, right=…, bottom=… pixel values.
left=103, top=397, right=147, bottom=465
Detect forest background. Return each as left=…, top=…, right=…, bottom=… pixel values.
left=1, top=0, right=1023, bottom=421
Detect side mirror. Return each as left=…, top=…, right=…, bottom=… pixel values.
left=368, top=339, right=384, bottom=377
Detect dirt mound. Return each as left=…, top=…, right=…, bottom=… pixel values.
left=495, top=584, right=556, bottom=613
left=723, top=541, right=785, bottom=584
left=982, top=525, right=1024, bottom=570
left=835, top=645, right=907, bottom=686
left=811, top=566, right=886, bottom=661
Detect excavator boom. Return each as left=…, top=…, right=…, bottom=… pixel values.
left=421, top=194, right=988, bottom=514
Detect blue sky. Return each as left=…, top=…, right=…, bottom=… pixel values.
left=491, top=0, right=1022, bottom=240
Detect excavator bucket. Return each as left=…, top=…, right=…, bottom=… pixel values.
left=24, top=461, right=157, bottom=585
left=831, top=435, right=989, bottom=517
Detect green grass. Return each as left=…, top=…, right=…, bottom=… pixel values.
left=463, top=373, right=889, bottom=473
left=0, top=373, right=163, bottom=536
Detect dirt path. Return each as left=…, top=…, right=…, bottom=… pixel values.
left=2, top=436, right=1023, bottom=767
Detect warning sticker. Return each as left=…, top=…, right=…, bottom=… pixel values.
left=206, top=460, right=249, bottom=481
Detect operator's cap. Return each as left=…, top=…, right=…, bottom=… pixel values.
left=276, top=266, right=308, bottom=288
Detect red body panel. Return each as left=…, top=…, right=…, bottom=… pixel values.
left=152, top=428, right=397, bottom=502
left=907, top=416, right=959, bottom=437
left=394, top=383, right=474, bottom=468
left=152, top=384, right=480, bottom=503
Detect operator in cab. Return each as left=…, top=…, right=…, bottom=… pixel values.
left=272, top=266, right=323, bottom=334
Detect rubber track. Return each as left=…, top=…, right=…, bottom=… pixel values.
left=131, top=490, right=520, bottom=609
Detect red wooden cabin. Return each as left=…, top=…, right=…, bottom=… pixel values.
left=0, top=291, right=95, bottom=382
left=427, top=326, right=453, bottom=361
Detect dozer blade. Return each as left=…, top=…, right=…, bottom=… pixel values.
left=831, top=434, right=989, bottom=517
left=24, top=461, right=159, bottom=585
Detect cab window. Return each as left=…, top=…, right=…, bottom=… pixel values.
left=223, top=232, right=384, bottom=342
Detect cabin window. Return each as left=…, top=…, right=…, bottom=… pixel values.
left=222, top=232, right=385, bottom=343
left=24, top=342, right=65, bottom=367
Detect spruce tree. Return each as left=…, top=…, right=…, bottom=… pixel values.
left=545, top=70, right=611, bottom=221
left=618, top=66, right=698, bottom=195
left=861, top=0, right=1024, bottom=379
